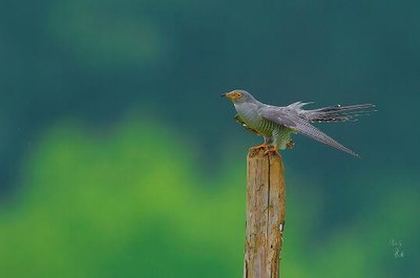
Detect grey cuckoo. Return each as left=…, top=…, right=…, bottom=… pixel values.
left=222, top=89, right=375, bottom=157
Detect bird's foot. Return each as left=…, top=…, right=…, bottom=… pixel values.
left=249, top=144, right=278, bottom=157
left=286, top=140, right=295, bottom=150
left=252, top=143, right=269, bottom=150
left=264, top=145, right=278, bottom=156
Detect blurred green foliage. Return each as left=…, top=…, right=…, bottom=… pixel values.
left=1, top=0, right=419, bottom=276
left=1, top=0, right=420, bottom=189
left=0, top=120, right=417, bottom=277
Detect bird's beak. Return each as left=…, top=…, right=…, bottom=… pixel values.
left=221, top=93, right=227, bottom=98
left=222, top=91, right=234, bottom=100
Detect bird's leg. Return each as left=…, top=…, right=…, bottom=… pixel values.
left=263, top=134, right=279, bottom=155
left=253, top=136, right=272, bottom=150
left=261, top=136, right=277, bottom=155
left=264, top=136, right=273, bottom=145
left=254, top=136, right=273, bottom=149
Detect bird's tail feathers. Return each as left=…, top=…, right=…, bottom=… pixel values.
left=305, top=103, right=376, bottom=123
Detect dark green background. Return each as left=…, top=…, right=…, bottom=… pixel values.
left=0, top=0, right=418, bottom=277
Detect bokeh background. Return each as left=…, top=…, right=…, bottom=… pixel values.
left=1, top=0, right=419, bottom=277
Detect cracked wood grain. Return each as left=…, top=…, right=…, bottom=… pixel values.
left=244, top=145, right=286, bottom=278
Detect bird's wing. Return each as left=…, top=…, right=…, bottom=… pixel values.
left=259, top=106, right=358, bottom=157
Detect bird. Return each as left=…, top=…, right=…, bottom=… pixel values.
left=222, top=89, right=375, bottom=157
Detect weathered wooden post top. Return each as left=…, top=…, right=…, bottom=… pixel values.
left=243, top=145, right=286, bottom=278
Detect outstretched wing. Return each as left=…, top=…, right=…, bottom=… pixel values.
left=259, top=106, right=359, bottom=157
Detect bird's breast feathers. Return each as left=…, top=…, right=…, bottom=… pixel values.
left=234, top=102, right=262, bottom=129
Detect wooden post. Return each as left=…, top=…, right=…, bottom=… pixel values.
left=243, top=145, right=286, bottom=278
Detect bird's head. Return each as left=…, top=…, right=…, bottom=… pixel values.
left=222, top=89, right=255, bottom=104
